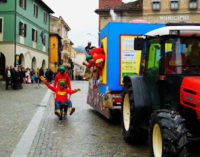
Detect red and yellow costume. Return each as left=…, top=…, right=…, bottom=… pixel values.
left=83, top=48, right=105, bottom=78
left=54, top=72, right=71, bottom=89
left=45, top=82, right=76, bottom=101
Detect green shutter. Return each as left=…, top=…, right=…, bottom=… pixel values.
left=25, top=0, right=26, bottom=9
left=0, top=19, right=2, bottom=33
left=19, top=22, right=22, bottom=36
left=32, top=29, right=34, bottom=41
left=36, top=30, right=37, bottom=42
left=24, top=24, right=27, bottom=37
left=19, top=0, right=21, bottom=7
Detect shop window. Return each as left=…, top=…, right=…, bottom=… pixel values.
left=0, top=19, right=2, bottom=33
left=33, top=3, right=38, bottom=17
left=189, top=0, right=198, bottom=9
left=32, top=29, right=37, bottom=42
left=44, top=12, right=47, bottom=24
left=170, top=0, right=179, bottom=10
left=19, top=22, right=26, bottom=37
left=152, top=0, right=161, bottom=11
left=0, top=0, right=7, bottom=2
left=19, top=0, right=26, bottom=9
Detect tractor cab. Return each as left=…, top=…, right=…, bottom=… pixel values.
left=136, top=24, right=200, bottom=113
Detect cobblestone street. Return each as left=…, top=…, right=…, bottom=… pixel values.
left=1, top=81, right=200, bottom=157
left=0, top=81, right=150, bottom=157
left=28, top=81, right=149, bottom=157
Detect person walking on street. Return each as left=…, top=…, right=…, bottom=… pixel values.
left=4, top=66, right=12, bottom=90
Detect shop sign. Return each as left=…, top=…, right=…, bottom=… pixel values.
left=159, top=15, right=189, bottom=21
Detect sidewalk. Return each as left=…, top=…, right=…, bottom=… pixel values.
left=0, top=81, right=48, bottom=157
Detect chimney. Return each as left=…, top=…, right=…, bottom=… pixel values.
left=99, top=0, right=122, bottom=9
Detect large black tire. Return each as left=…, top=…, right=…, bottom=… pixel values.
left=150, top=110, right=189, bottom=157
left=121, top=82, right=148, bottom=144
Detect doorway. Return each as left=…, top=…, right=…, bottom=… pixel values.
left=0, top=52, right=5, bottom=79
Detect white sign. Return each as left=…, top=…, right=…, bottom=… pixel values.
left=159, top=15, right=189, bottom=21
left=121, top=37, right=137, bottom=60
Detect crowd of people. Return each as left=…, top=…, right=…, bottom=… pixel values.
left=4, top=65, right=54, bottom=90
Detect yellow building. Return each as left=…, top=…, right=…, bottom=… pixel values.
left=49, top=33, right=62, bottom=73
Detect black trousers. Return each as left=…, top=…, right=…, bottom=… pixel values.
left=5, top=78, right=12, bottom=89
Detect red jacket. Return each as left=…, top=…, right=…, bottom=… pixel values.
left=54, top=72, right=71, bottom=89
left=45, top=82, right=75, bottom=101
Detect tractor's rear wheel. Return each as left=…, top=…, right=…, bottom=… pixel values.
left=121, top=82, right=148, bottom=144
left=150, top=110, right=189, bottom=157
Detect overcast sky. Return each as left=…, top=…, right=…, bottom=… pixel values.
left=43, top=0, right=135, bottom=48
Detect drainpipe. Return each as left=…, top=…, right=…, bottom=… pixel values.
left=14, top=0, right=17, bottom=67
left=48, top=14, right=50, bottom=69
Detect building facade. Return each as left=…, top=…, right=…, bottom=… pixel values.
left=0, top=0, right=53, bottom=78
left=96, top=0, right=200, bottom=31
left=50, top=16, right=74, bottom=78
left=49, top=33, right=62, bottom=73
left=72, top=49, right=86, bottom=80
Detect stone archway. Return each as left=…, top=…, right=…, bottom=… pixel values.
left=42, top=60, right=46, bottom=70
left=0, top=52, right=6, bottom=79
left=19, top=53, right=25, bottom=67
left=32, top=57, right=37, bottom=72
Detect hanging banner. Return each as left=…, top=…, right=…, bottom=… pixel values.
left=120, top=35, right=142, bottom=85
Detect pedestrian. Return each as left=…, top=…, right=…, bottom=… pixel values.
left=10, top=65, right=14, bottom=88
left=12, top=67, right=20, bottom=89
left=18, top=66, right=23, bottom=89
left=40, top=76, right=80, bottom=117
left=45, top=69, right=53, bottom=83
left=4, top=65, right=12, bottom=90
left=25, top=68, right=31, bottom=84
left=30, top=69, right=35, bottom=83
left=39, top=67, right=44, bottom=83
left=48, top=69, right=53, bottom=83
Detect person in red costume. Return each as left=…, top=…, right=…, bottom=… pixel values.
left=54, top=66, right=71, bottom=89
left=40, top=76, right=80, bottom=117
left=83, top=48, right=105, bottom=82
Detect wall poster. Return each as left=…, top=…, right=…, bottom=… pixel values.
left=120, top=35, right=142, bottom=85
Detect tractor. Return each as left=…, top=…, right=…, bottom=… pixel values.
left=121, top=23, right=200, bottom=157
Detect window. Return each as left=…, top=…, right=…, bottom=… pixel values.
left=0, top=19, right=2, bottom=33
left=19, top=22, right=27, bottom=37
left=44, top=12, right=47, bottom=24
left=147, top=42, right=161, bottom=70
left=0, top=0, right=7, bottom=2
left=32, top=29, right=37, bottom=42
left=164, top=37, right=200, bottom=74
left=152, top=0, right=161, bottom=11
left=33, top=4, right=38, bottom=17
left=189, top=0, right=198, bottom=9
left=19, top=0, right=26, bottom=9
left=170, top=0, right=179, bottom=10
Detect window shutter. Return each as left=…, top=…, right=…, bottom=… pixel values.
left=25, top=0, right=26, bottom=9
left=32, top=29, right=34, bottom=41
left=36, top=30, right=37, bottom=42
left=36, top=6, right=38, bottom=17
left=0, top=19, right=2, bottom=33
left=19, top=0, right=21, bottom=7
left=19, top=22, right=22, bottom=35
left=24, top=24, right=27, bottom=37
